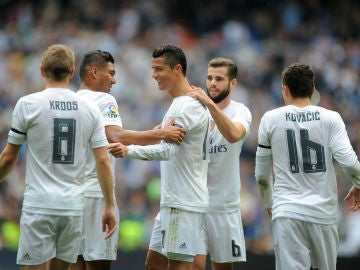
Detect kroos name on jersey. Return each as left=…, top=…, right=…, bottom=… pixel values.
left=50, top=100, right=78, bottom=111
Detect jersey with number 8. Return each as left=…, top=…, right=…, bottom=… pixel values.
left=8, top=88, right=107, bottom=216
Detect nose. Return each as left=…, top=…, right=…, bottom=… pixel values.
left=209, top=78, right=216, bottom=87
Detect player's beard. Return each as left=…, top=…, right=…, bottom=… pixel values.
left=206, top=84, right=230, bottom=104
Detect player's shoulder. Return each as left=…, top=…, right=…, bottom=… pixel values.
left=308, top=105, right=341, bottom=121
left=77, top=89, right=117, bottom=107
left=175, top=95, right=207, bottom=111
left=16, top=93, right=36, bottom=106
left=229, top=99, right=251, bottom=113
left=261, top=106, right=285, bottom=119
left=20, top=88, right=48, bottom=101
left=229, top=99, right=247, bottom=108
left=77, top=89, right=115, bottom=100
left=17, top=88, right=72, bottom=106
left=172, top=96, right=208, bottom=126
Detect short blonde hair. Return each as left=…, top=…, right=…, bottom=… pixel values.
left=41, top=44, right=75, bottom=81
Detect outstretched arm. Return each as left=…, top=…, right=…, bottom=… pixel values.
left=108, top=140, right=176, bottom=161
left=106, top=118, right=186, bottom=146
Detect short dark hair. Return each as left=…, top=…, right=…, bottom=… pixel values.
left=282, top=63, right=315, bottom=98
left=208, top=57, right=237, bottom=80
left=152, top=45, right=187, bottom=76
left=79, top=50, right=114, bottom=80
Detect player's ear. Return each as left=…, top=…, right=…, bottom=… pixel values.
left=230, top=78, right=237, bottom=90
left=282, top=84, right=289, bottom=97
left=40, top=65, right=46, bottom=77
left=69, top=66, right=75, bottom=79
left=174, top=63, right=182, bottom=74
left=282, top=84, right=290, bottom=104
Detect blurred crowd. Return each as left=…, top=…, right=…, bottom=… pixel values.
left=0, top=0, right=360, bottom=257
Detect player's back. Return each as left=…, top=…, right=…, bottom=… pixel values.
left=12, top=88, right=107, bottom=214
left=258, top=104, right=356, bottom=222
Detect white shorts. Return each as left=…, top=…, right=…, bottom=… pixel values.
left=149, top=208, right=205, bottom=261
left=81, top=197, right=119, bottom=261
left=148, top=212, right=163, bottom=254
left=273, top=217, right=338, bottom=270
left=197, top=210, right=246, bottom=263
left=17, top=211, right=82, bottom=265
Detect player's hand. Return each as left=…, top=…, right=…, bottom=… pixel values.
left=344, top=185, right=360, bottom=211
left=163, top=118, right=186, bottom=145
left=266, top=208, right=272, bottom=219
left=102, top=206, right=117, bottom=240
left=108, top=143, right=128, bottom=158
left=189, top=85, right=212, bottom=107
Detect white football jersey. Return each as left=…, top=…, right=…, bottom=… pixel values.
left=77, top=90, right=122, bottom=197
left=257, top=105, right=360, bottom=223
left=8, top=88, right=108, bottom=215
left=127, top=96, right=210, bottom=212
left=208, top=100, right=251, bottom=212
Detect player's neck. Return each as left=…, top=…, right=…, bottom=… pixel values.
left=169, top=78, right=191, bottom=98
left=79, top=81, right=95, bottom=91
left=216, top=96, right=231, bottom=110
left=288, top=97, right=311, bottom=107
left=45, top=80, right=70, bottom=89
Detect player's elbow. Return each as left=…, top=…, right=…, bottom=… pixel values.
left=0, top=152, right=18, bottom=169
left=227, top=135, right=241, bottom=143
left=227, top=129, right=246, bottom=143
left=106, top=131, right=122, bottom=144
left=222, top=132, right=239, bottom=143
left=105, top=126, right=125, bottom=144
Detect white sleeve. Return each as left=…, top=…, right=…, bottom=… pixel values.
left=255, top=147, right=273, bottom=208
left=101, top=94, right=123, bottom=127
left=127, top=141, right=176, bottom=161
left=8, top=97, right=27, bottom=145
left=233, top=104, right=252, bottom=136
left=343, top=163, right=360, bottom=189
left=329, top=112, right=360, bottom=188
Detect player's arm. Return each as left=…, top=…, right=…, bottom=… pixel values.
left=189, top=87, right=246, bottom=143
left=105, top=118, right=186, bottom=146
left=92, top=146, right=117, bottom=239
left=207, top=102, right=246, bottom=143
left=0, top=142, right=21, bottom=182
left=108, top=140, right=176, bottom=161
left=255, top=145, right=273, bottom=218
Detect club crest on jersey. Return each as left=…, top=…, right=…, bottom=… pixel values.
left=107, top=104, right=119, bottom=118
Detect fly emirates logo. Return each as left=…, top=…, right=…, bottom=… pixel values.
left=209, top=140, right=228, bottom=154
left=209, top=121, right=228, bottom=154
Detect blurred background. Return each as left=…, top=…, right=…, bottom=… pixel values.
left=0, top=0, right=360, bottom=269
